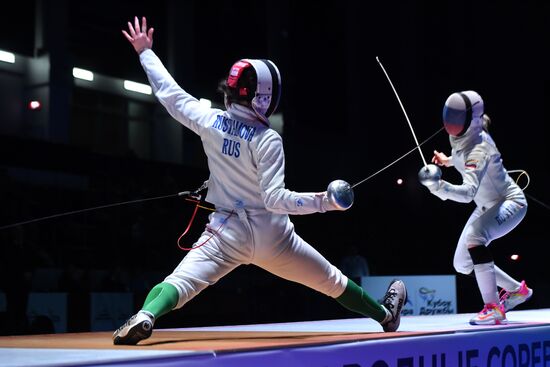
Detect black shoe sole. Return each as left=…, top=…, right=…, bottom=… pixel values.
left=113, top=321, right=153, bottom=345
left=382, top=280, right=407, bottom=332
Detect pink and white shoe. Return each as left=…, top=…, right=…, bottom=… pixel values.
left=469, top=303, right=507, bottom=325
left=499, top=280, right=533, bottom=312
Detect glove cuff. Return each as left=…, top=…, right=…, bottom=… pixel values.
left=321, top=192, right=345, bottom=212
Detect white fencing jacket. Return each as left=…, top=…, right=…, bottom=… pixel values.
left=431, top=126, right=524, bottom=208
left=139, top=49, right=329, bottom=214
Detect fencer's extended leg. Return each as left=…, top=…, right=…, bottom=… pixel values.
left=336, top=279, right=387, bottom=322
left=113, top=213, right=245, bottom=346
left=337, top=278, right=407, bottom=332
left=141, top=282, right=179, bottom=318
left=113, top=282, right=179, bottom=345
left=256, top=227, right=406, bottom=332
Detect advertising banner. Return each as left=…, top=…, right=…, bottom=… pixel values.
left=361, top=275, right=456, bottom=316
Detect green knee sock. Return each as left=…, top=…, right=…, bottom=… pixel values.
left=141, top=282, right=179, bottom=319
left=336, top=279, right=387, bottom=322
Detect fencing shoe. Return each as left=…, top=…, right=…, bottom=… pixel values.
left=499, top=280, right=533, bottom=312
left=113, top=311, right=154, bottom=345
left=469, top=303, right=507, bottom=325
left=380, top=279, right=407, bottom=332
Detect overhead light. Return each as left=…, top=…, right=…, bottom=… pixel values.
left=199, top=98, right=212, bottom=108
left=123, top=80, right=152, bottom=95
left=72, top=67, right=94, bottom=81
left=0, top=50, right=15, bottom=64
left=28, top=100, right=42, bottom=110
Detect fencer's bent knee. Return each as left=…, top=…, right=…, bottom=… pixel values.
left=453, top=260, right=475, bottom=276
left=453, top=259, right=473, bottom=275
left=453, top=248, right=474, bottom=274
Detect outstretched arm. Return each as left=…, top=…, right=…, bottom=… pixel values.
left=258, top=132, right=347, bottom=214
left=121, top=16, right=219, bottom=135
left=122, top=16, right=154, bottom=54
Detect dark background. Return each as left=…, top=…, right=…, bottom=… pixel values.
left=0, top=0, right=548, bottom=334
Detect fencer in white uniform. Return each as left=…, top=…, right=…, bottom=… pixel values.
left=113, top=16, right=406, bottom=345
left=420, top=90, right=533, bottom=325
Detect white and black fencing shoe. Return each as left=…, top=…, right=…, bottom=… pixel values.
left=113, top=311, right=154, bottom=345
left=380, top=279, right=407, bottom=332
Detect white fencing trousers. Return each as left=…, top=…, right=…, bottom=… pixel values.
left=164, top=207, right=348, bottom=309
left=453, top=198, right=527, bottom=275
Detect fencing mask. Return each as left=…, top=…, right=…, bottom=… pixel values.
left=442, top=90, right=484, bottom=136
left=225, top=58, right=281, bottom=123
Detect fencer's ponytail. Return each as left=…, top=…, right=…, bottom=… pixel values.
left=482, top=114, right=491, bottom=132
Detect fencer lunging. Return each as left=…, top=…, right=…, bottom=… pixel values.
left=112, top=16, right=407, bottom=345
left=419, top=90, right=532, bottom=325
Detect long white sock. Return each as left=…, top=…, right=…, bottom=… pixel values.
left=494, top=265, right=521, bottom=292
left=473, top=262, right=499, bottom=305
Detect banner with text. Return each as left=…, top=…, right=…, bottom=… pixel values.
left=361, top=275, right=456, bottom=316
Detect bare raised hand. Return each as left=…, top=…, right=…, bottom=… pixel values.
left=431, top=150, right=452, bottom=167
left=122, top=16, right=154, bottom=54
